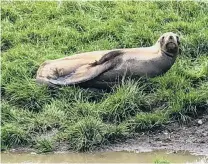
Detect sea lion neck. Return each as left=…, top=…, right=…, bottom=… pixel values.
left=154, top=41, right=178, bottom=59
left=161, top=49, right=175, bottom=58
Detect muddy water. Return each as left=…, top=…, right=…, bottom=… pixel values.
left=1, top=150, right=206, bottom=163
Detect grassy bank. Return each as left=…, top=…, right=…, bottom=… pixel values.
left=1, top=1, right=208, bottom=152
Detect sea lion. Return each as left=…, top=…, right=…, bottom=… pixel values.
left=36, top=32, right=180, bottom=89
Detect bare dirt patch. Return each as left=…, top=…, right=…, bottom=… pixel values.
left=106, top=114, right=208, bottom=156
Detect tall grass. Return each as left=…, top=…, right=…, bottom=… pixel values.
left=1, top=1, right=208, bottom=152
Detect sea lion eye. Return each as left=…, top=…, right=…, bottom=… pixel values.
left=160, top=36, right=165, bottom=46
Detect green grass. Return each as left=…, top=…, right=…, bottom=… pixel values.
left=1, top=1, right=208, bottom=152
left=154, top=158, right=170, bottom=164
left=35, top=138, right=54, bottom=153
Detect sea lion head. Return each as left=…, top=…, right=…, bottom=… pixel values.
left=157, top=32, right=180, bottom=56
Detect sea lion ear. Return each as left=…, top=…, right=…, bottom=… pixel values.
left=176, top=35, right=180, bottom=45
left=179, top=47, right=182, bottom=55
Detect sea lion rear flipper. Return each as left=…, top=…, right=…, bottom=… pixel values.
left=49, top=50, right=124, bottom=86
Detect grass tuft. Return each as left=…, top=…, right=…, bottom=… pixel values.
left=100, top=80, right=149, bottom=123
left=35, top=138, right=54, bottom=153
left=65, top=117, right=106, bottom=151
left=154, top=158, right=170, bottom=164
left=1, top=123, right=30, bottom=147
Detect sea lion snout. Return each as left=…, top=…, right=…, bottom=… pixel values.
left=166, top=42, right=177, bottom=51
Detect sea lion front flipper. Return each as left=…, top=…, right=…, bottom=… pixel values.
left=90, top=50, right=123, bottom=66
left=48, top=50, right=124, bottom=86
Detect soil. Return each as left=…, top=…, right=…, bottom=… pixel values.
left=105, top=113, right=208, bottom=156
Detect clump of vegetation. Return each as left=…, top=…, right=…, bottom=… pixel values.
left=154, top=158, right=170, bottom=164
left=1, top=123, right=30, bottom=147
left=35, top=138, right=54, bottom=153
left=99, top=80, right=150, bottom=123
left=1, top=1, right=208, bottom=152
left=64, top=116, right=106, bottom=151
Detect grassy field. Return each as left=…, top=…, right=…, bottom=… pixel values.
left=1, top=1, right=208, bottom=152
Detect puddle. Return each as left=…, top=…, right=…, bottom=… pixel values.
left=1, top=150, right=207, bottom=163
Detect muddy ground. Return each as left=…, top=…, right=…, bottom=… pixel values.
left=5, top=113, right=208, bottom=156
left=105, top=113, right=208, bottom=156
